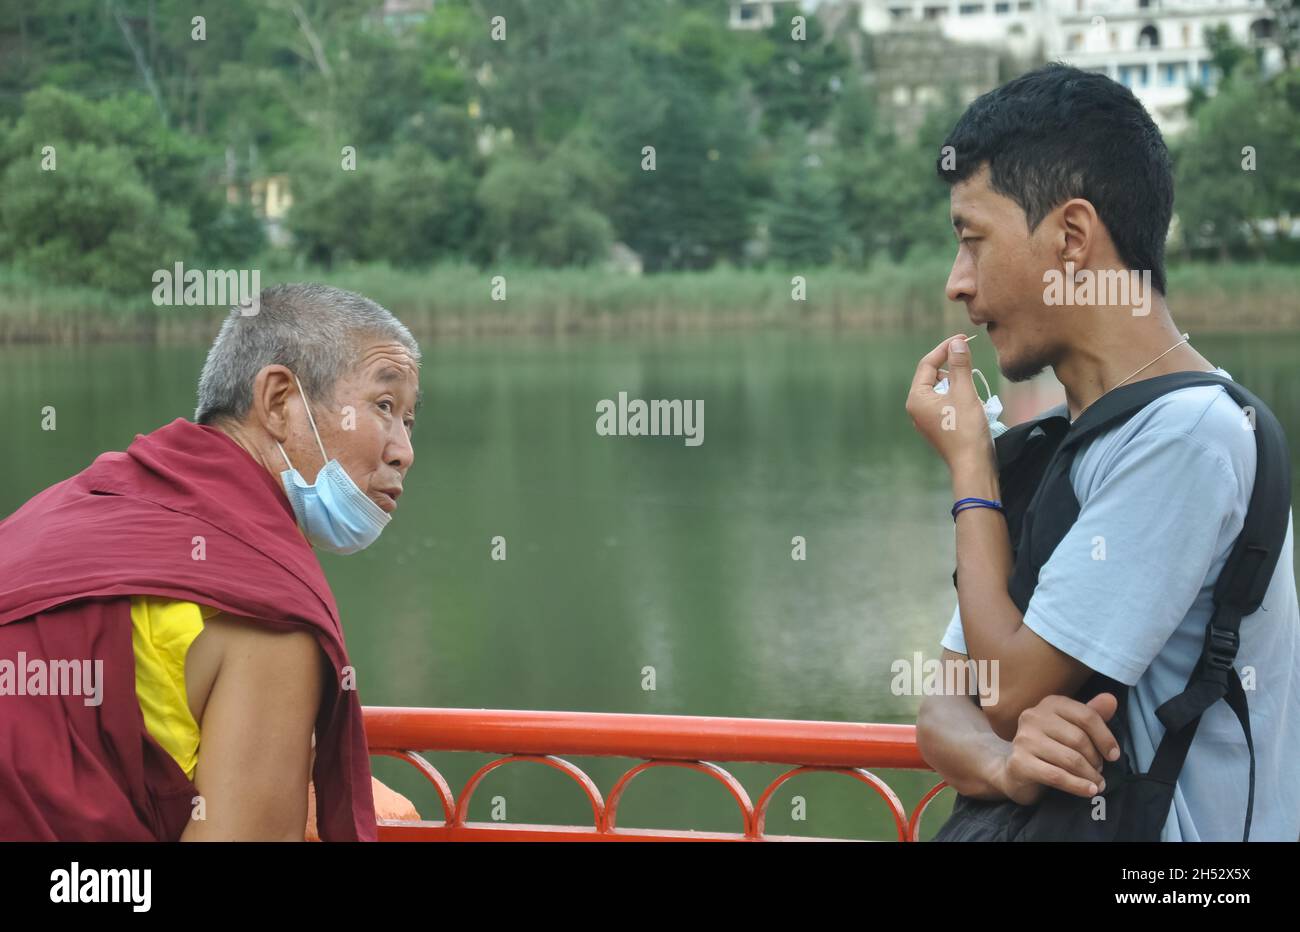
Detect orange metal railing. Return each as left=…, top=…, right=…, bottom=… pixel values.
left=362, top=707, right=950, bottom=841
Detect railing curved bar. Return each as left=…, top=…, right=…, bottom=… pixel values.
left=372, top=748, right=456, bottom=824
left=604, top=759, right=755, bottom=837
left=453, top=754, right=605, bottom=828
left=753, top=765, right=909, bottom=840
left=908, top=779, right=951, bottom=842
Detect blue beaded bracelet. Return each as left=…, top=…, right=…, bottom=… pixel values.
left=952, top=497, right=1004, bottom=520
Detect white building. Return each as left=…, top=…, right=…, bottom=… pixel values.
left=855, top=0, right=1284, bottom=133
left=859, top=0, right=1051, bottom=61
left=730, top=0, right=828, bottom=30
left=1050, top=0, right=1282, bottom=133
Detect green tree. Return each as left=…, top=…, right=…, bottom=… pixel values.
left=373, top=146, right=480, bottom=267
left=766, top=127, right=847, bottom=267
left=831, top=86, right=961, bottom=262
left=0, top=87, right=235, bottom=289
left=594, top=9, right=764, bottom=271
left=476, top=141, right=614, bottom=267
left=1175, top=60, right=1300, bottom=258
left=283, top=149, right=379, bottom=267
left=744, top=14, right=851, bottom=137
left=0, top=144, right=195, bottom=293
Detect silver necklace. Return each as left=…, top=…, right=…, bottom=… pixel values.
left=1074, top=332, right=1194, bottom=422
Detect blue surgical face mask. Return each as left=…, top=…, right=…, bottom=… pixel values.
left=275, top=374, right=391, bottom=555
left=934, top=367, right=1010, bottom=439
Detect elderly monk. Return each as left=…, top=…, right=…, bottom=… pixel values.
left=0, top=283, right=421, bottom=840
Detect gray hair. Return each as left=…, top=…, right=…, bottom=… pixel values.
left=194, top=283, right=421, bottom=425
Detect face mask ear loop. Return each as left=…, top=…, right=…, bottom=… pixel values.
left=292, top=373, right=330, bottom=466
left=971, top=368, right=994, bottom=406
left=275, top=440, right=294, bottom=471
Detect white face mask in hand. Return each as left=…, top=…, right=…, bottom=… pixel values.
left=934, top=367, right=1010, bottom=439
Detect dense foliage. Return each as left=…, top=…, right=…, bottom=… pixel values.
left=0, top=0, right=1295, bottom=293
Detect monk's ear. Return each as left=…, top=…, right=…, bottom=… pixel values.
left=252, top=365, right=297, bottom=442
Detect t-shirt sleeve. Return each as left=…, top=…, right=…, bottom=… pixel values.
left=1019, top=428, right=1242, bottom=686
left=940, top=602, right=967, bottom=655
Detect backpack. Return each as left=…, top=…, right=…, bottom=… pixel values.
left=932, top=371, right=1291, bottom=842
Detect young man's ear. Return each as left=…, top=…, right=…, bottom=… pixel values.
left=1058, top=198, right=1101, bottom=269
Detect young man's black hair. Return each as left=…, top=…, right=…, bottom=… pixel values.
left=936, top=62, right=1173, bottom=295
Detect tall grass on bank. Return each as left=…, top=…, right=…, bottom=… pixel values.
left=1, top=258, right=1297, bottom=343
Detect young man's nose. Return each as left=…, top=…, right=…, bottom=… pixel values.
left=946, top=253, right=976, bottom=304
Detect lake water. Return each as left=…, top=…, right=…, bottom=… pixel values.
left=2, top=329, right=1297, bottom=839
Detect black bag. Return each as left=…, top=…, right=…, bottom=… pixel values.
left=933, top=371, right=1291, bottom=842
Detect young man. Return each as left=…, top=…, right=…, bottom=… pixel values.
left=907, top=64, right=1299, bottom=840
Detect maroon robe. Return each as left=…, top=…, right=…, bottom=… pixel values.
left=0, top=418, right=376, bottom=840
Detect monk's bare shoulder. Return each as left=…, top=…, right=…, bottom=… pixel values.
left=185, top=612, right=328, bottom=730
left=180, top=613, right=329, bottom=839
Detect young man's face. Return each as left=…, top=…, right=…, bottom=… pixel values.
left=945, top=163, right=1065, bottom=382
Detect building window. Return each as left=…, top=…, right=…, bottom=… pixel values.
left=1161, top=62, right=1187, bottom=85
left=995, top=1, right=1011, bottom=11
left=1068, top=31, right=1084, bottom=50
left=1138, top=25, right=1160, bottom=49
left=1018, top=0, right=1032, bottom=8
left=1182, top=24, right=1191, bottom=46
left=1249, top=18, right=1276, bottom=43
left=924, top=5, right=946, bottom=19
left=959, top=3, right=985, bottom=14
left=1118, top=65, right=1150, bottom=87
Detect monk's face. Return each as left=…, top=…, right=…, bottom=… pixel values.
left=289, top=338, right=420, bottom=515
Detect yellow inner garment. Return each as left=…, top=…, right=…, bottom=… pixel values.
left=130, top=596, right=218, bottom=781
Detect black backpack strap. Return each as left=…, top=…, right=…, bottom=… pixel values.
left=1058, top=370, right=1246, bottom=456
left=1042, top=372, right=1288, bottom=840
left=995, top=403, right=1069, bottom=470
left=1148, top=659, right=1257, bottom=838
left=1145, top=380, right=1289, bottom=841
left=1066, top=374, right=1288, bottom=841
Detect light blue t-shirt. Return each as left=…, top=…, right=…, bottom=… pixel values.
left=942, top=369, right=1300, bottom=841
